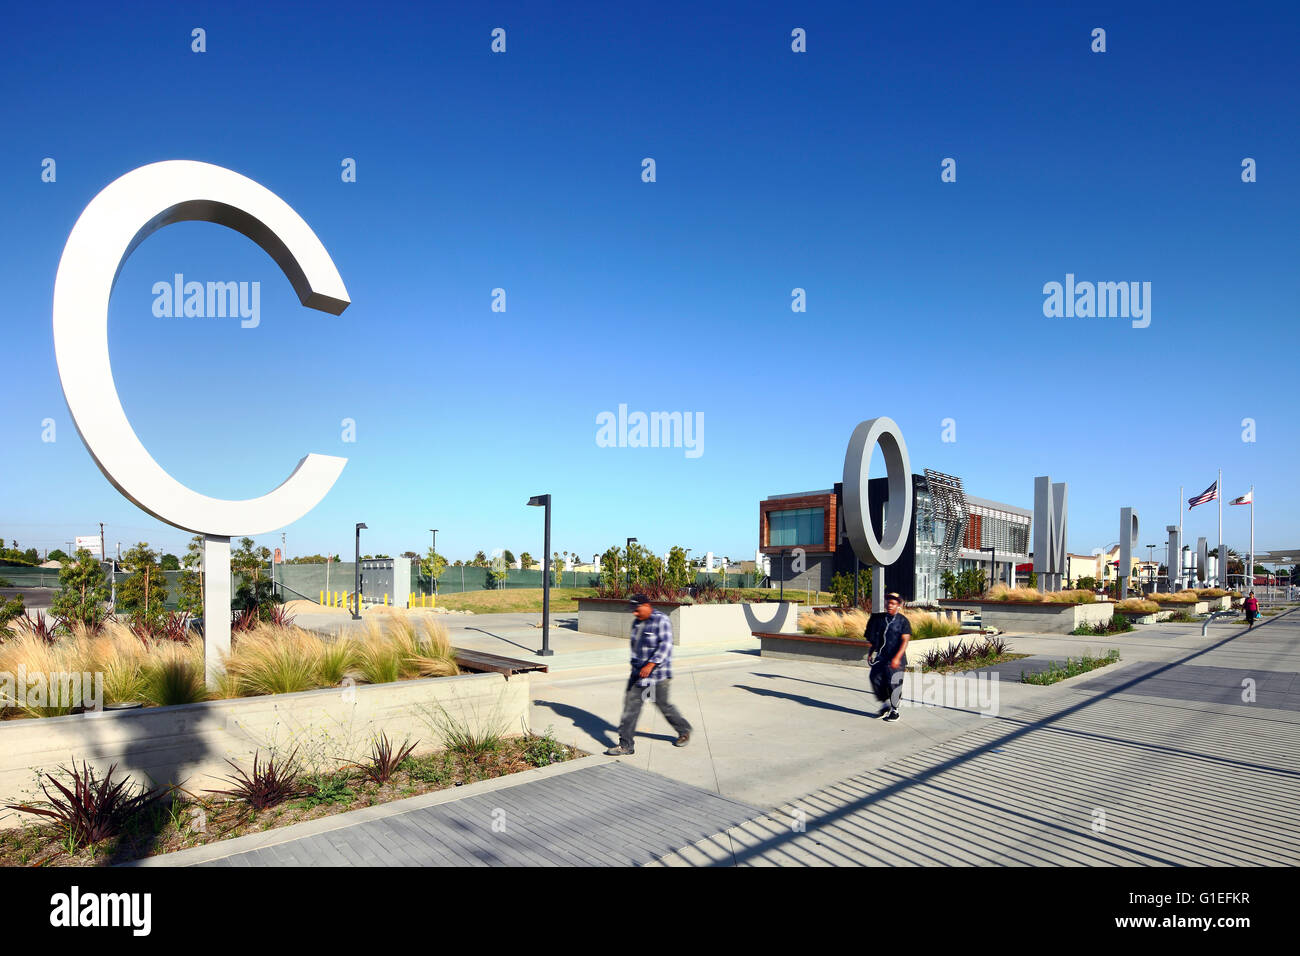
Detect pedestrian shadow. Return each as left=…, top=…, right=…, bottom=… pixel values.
left=532, top=699, right=677, bottom=748
left=732, top=684, right=876, bottom=719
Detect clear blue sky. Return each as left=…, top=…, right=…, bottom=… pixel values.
left=1, top=0, right=1295, bottom=564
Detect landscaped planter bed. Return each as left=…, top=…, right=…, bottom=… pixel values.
left=578, top=598, right=799, bottom=643
left=0, top=726, right=581, bottom=866
left=949, top=599, right=1117, bottom=635
left=0, top=670, right=530, bottom=831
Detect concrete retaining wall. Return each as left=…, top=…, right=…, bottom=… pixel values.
left=756, top=632, right=972, bottom=667
left=1152, top=600, right=1210, bottom=616
left=0, top=672, right=528, bottom=830
left=979, top=601, right=1116, bottom=634
left=578, top=600, right=800, bottom=643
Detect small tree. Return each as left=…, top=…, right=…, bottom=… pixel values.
left=119, top=542, right=168, bottom=628
left=420, top=548, right=448, bottom=593
left=161, top=552, right=181, bottom=571
left=599, top=546, right=623, bottom=589
left=519, top=552, right=536, bottom=571
left=46, top=548, right=69, bottom=564
left=51, top=548, right=110, bottom=628
left=1, top=594, right=26, bottom=637
left=503, top=549, right=516, bottom=566
left=231, top=537, right=275, bottom=619
left=178, top=535, right=204, bottom=616
left=666, top=546, right=691, bottom=589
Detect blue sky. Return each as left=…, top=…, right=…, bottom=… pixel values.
left=1, top=1, right=1295, bottom=564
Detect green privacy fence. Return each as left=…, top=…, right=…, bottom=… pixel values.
left=5, top=561, right=766, bottom=608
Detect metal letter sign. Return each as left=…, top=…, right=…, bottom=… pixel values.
left=1119, top=507, right=1139, bottom=597
left=52, top=160, right=350, bottom=684
left=1032, top=477, right=1068, bottom=591
left=842, top=418, right=912, bottom=611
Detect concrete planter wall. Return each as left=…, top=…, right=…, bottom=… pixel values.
left=753, top=631, right=970, bottom=666
left=1118, top=609, right=1174, bottom=625
left=0, top=672, right=528, bottom=830
left=1152, top=600, right=1210, bottom=616
left=977, top=600, right=1116, bottom=634
left=577, top=599, right=799, bottom=644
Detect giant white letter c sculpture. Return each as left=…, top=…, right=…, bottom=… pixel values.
left=842, top=417, right=912, bottom=611
left=52, top=161, right=350, bottom=685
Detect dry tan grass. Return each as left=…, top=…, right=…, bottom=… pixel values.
left=799, top=607, right=961, bottom=640
left=1195, top=588, right=1228, bottom=599
left=799, top=608, right=869, bottom=639
left=0, top=616, right=459, bottom=717
left=1153, top=590, right=1202, bottom=604
left=983, top=584, right=1097, bottom=605
left=1117, top=598, right=1160, bottom=614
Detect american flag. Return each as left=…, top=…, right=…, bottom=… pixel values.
left=1188, top=480, right=1218, bottom=508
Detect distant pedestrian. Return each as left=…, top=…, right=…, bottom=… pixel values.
left=867, top=592, right=912, bottom=722
left=605, top=594, right=692, bottom=755
left=1245, top=591, right=1259, bottom=629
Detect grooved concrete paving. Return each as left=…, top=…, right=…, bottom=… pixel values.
left=185, top=762, right=758, bottom=867
left=652, top=611, right=1300, bottom=866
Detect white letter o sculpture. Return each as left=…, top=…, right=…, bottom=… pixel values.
left=842, top=417, right=912, bottom=566
left=52, top=160, right=349, bottom=537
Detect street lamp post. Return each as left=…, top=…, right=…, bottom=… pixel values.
left=779, top=548, right=788, bottom=601
left=529, top=496, right=553, bottom=657
left=353, top=523, right=367, bottom=620
left=980, top=546, right=996, bottom=590
left=1146, top=544, right=1157, bottom=593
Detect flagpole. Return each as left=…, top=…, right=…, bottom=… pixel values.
left=1178, top=485, right=1184, bottom=590
left=1217, top=468, right=1223, bottom=587
left=1249, top=486, right=1254, bottom=592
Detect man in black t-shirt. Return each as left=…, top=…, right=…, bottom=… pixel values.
left=866, top=592, right=912, bottom=722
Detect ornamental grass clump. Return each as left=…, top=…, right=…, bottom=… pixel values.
left=983, top=584, right=1096, bottom=605
left=1116, top=598, right=1160, bottom=614
left=224, top=625, right=327, bottom=696
left=799, top=608, right=869, bottom=639
left=140, top=639, right=208, bottom=706
left=356, top=615, right=458, bottom=684
left=1153, top=590, right=1201, bottom=604
left=903, top=608, right=963, bottom=639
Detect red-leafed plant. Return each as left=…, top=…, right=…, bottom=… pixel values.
left=206, top=749, right=309, bottom=812
left=349, top=732, right=418, bottom=785
left=6, top=760, right=167, bottom=851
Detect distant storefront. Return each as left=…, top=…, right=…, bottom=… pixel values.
left=759, top=472, right=1031, bottom=602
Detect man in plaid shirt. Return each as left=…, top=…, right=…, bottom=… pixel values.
left=605, top=594, right=692, bottom=755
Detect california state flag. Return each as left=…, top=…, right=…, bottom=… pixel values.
left=1230, top=491, right=1253, bottom=505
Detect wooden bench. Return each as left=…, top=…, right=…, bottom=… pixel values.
left=452, top=647, right=549, bottom=678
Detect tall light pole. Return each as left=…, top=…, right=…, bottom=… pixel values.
left=1146, top=544, right=1157, bottom=592
left=528, top=495, right=553, bottom=656
left=626, top=537, right=637, bottom=592
left=428, top=528, right=438, bottom=595
left=353, top=523, right=367, bottom=620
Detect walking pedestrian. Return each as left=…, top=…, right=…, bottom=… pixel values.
left=605, top=593, right=692, bottom=755
left=1245, top=590, right=1259, bottom=629
left=867, top=592, right=912, bottom=722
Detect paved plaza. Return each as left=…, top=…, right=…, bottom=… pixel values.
left=137, top=606, right=1300, bottom=867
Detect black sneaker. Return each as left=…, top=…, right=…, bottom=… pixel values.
left=883, top=709, right=901, bottom=722
left=604, top=745, right=634, bottom=756
left=673, top=732, right=690, bottom=748
left=878, top=704, right=892, bottom=717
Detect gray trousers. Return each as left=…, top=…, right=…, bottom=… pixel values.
left=617, top=673, right=692, bottom=749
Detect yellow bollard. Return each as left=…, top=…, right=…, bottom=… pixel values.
left=320, top=590, right=324, bottom=605
left=384, top=593, right=388, bottom=607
